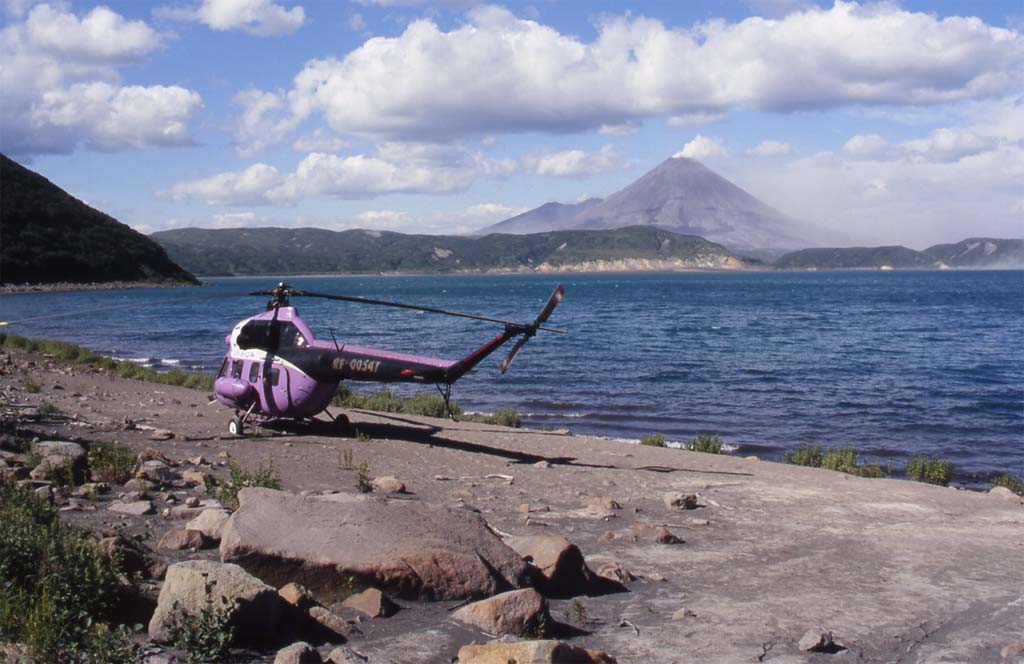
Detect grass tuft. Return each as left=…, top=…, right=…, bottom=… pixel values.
left=88, top=442, right=138, bottom=484
left=906, top=455, right=952, bottom=486
left=992, top=473, right=1024, bottom=496
left=785, top=445, right=888, bottom=478
left=216, top=461, right=281, bottom=511
left=639, top=433, right=666, bottom=447
left=685, top=434, right=722, bottom=454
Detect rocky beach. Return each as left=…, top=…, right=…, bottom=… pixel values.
left=1, top=342, right=1022, bottom=663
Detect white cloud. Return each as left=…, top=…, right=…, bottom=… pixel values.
left=598, top=122, right=640, bottom=136
left=675, top=135, right=727, bottom=160
left=0, top=3, right=202, bottom=155
left=158, top=0, right=305, bottom=36
left=524, top=145, right=618, bottom=177
left=842, top=133, right=893, bottom=160
left=727, top=96, right=1024, bottom=246
left=666, top=112, right=726, bottom=128
left=349, top=13, right=366, bottom=31
left=212, top=211, right=259, bottom=227
left=165, top=143, right=517, bottom=204
left=266, top=3, right=1023, bottom=142
left=349, top=203, right=526, bottom=235
left=232, top=89, right=299, bottom=157
left=745, top=140, right=792, bottom=157
left=291, top=128, right=351, bottom=153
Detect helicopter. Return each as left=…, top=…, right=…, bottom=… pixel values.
left=212, top=282, right=565, bottom=435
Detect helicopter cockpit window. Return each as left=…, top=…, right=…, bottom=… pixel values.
left=231, top=360, right=243, bottom=379
left=279, top=322, right=308, bottom=348
left=268, top=367, right=281, bottom=386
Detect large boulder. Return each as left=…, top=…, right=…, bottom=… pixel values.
left=505, top=534, right=620, bottom=597
left=452, top=588, right=548, bottom=637
left=148, top=560, right=284, bottom=645
left=220, top=488, right=530, bottom=601
left=457, top=640, right=617, bottom=664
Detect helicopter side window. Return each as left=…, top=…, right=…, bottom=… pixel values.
left=248, top=362, right=260, bottom=383
left=279, top=322, right=308, bottom=348
left=268, top=367, right=281, bottom=386
left=231, top=360, right=243, bottom=379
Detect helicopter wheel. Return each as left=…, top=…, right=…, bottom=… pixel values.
left=228, top=416, right=244, bottom=436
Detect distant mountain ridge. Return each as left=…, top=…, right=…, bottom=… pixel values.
left=775, top=238, right=1024, bottom=270
left=0, top=154, right=197, bottom=286
left=479, top=157, right=822, bottom=250
left=151, top=225, right=743, bottom=276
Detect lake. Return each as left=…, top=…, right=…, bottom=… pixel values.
left=2, top=270, right=1021, bottom=483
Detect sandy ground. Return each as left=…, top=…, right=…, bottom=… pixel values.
left=2, top=345, right=1022, bottom=663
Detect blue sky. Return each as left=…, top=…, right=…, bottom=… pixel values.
left=2, top=0, right=1022, bottom=248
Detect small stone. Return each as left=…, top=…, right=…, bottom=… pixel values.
left=167, top=505, right=204, bottom=519
left=157, top=529, right=210, bottom=550
left=433, top=475, right=451, bottom=481
left=582, top=495, right=621, bottom=512
left=109, top=500, right=155, bottom=516
left=798, top=626, right=835, bottom=652
left=147, top=429, right=174, bottom=441
left=370, top=475, right=405, bottom=494
left=595, top=562, right=636, bottom=585
left=181, top=470, right=210, bottom=486
left=662, top=492, right=700, bottom=510
left=187, top=456, right=208, bottom=466
left=327, top=647, right=369, bottom=664
left=125, top=478, right=154, bottom=494
left=341, top=588, right=398, bottom=618
left=273, top=641, right=321, bottom=664
left=1001, top=642, right=1024, bottom=659
left=136, top=460, right=174, bottom=483
left=632, top=523, right=684, bottom=544
left=672, top=607, right=697, bottom=620
left=185, top=508, right=231, bottom=540
left=533, top=460, right=552, bottom=468
left=308, top=606, right=352, bottom=640
left=185, top=496, right=201, bottom=508
left=34, top=485, right=53, bottom=501
left=278, top=582, right=316, bottom=610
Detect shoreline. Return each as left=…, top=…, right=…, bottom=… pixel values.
left=0, top=280, right=202, bottom=295
left=0, top=342, right=1021, bottom=662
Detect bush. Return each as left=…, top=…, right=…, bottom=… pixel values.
left=480, top=408, right=522, bottom=428
left=640, top=434, right=666, bottom=447
left=785, top=445, right=887, bottom=478
left=685, top=434, right=722, bottom=454
left=88, top=442, right=138, bottom=484
left=0, top=480, right=127, bottom=662
left=784, top=445, right=823, bottom=467
left=405, top=392, right=460, bottom=418
left=906, top=455, right=952, bottom=486
left=217, top=461, right=281, bottom=510
left=992, top=473, right=1024, bottom=496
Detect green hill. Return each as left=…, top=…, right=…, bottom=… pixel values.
left=150, top=225, right=742, bottom=276
left=774, top=246, right=940, bottom=270
left=0, top=154, right=197, bottom=286
left=923, top=238, right=1024, bottom=268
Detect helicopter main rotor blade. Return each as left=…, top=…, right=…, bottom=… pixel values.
left=265, top=289, right=567, bottom=333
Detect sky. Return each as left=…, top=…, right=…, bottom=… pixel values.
left=2, top=0, right=1022, bottom=248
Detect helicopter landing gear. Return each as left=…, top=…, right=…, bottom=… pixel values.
left=228, top=416, right=244, bottom=436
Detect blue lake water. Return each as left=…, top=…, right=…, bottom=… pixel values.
left=2, top=271, right=1022, bottom=482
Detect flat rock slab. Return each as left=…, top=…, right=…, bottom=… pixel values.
left=220, top=488, right=531, bottom=601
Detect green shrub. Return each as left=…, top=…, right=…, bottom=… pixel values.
left=88, top=442, right=138, bottom=484
left=906, top=455, right=952, bottom=486
left=405, top=392, right=460, bottom=418
left=354, top=462, right=372, bottom=494
left=686, top=434, right=722, bottom=454
left=168, top=575, right=235, bottom=664
left=992, top=473, right=1024, bottom=496
left=217, top=461, right=281, bottom=511
left=639, top=433, right=666, bottom=447
left=785, top=445, right=887, bottom=478
left=37, top=401, right=61, bottom=416
left=0, top=480, right=126, bottom=661
left=784, top=445, right=823, bottom=467
left=481, top=408, right=522, bottom=428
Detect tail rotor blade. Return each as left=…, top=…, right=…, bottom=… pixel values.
left=500, top=336, right=530, bottom=374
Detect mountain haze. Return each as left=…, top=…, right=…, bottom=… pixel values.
left=479, top=157, right=818, bottom=250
